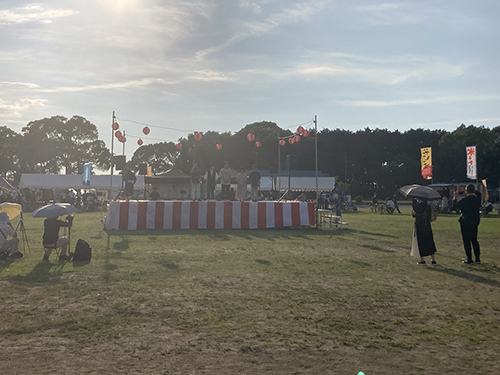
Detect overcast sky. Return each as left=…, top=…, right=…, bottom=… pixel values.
left=1, top=0, right=499, bottom=158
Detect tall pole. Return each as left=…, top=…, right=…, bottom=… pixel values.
left=314, top=115, right=318, bottom=200
left=314, top=115, right=318, bottom=229
left=109, top=111, right=115, bottom=198
left=278, top=136, right=281, bottom=193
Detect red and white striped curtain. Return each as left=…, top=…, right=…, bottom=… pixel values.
left=105, top=201, right=315, bottom=230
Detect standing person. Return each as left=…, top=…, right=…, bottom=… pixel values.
left=235, top=167, right=248, bottom=202
left=219, top=161, right=232, bottom=200
left=411, top=198, right=437, bottom=265
left=190, top=161, right=201, bottom=200
left=0, top=212, right=22, bottom=259
left=455, top=184, right=481, bottom=264
left=248, top=165, right=261, bottom=201
left=123, top=168, right=137, bottom=198
left=204, top=164, right=218, bottom=200
left=43, top=215, right=73, bottom=261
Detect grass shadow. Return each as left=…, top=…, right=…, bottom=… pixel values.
left=360, top=244, right=396, bottom=253
left=427, top=265, right=500, bottom=288
left=352, top=260, right=371, bottom=267
left=351, top=229, right=398, bottom=238
left=255, top=259, right=271, bottom=266
left=9, top=261, right=65, bottom=284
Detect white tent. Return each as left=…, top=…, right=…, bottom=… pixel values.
left=19, top=174, right=144, bottom=190
left=275, top=177, right=335, bottom=191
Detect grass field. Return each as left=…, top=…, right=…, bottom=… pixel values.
left=1, top=207, right=499, bottom=375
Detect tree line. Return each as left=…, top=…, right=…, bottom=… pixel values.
left=1, top=116, right=499, bottom=198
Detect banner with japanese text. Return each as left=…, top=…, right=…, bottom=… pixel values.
left=420, top=147, right=432, bottom=180
left=466, top=146, right=477, bottom=180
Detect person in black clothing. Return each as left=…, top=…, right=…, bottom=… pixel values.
left=204, top=164, right=218, bottom=200
left=150, top=186, right=160, bottom=200
left=455, top=184, right=481, bottom=264
left=249, top=165, right=261, bottom=201
left=123, top=169, right=137, bottom=197
left=412, top=198, right=437, bottom=265
left=43, top=215, right=73, bottom=261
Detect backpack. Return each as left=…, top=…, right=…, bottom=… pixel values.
left=73, top=239, right=92, bottom=262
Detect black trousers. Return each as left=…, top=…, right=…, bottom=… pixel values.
left=460, top=222, right=480, bottom=261
left=207, top=185, right=215, bottom=200
left=221, top=184, right=230, bottom=200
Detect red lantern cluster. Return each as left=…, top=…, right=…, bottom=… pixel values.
left=195, top=132, right=202, bottom=141
left=176, top=142, right=182, bottom=150
left=297, top=126, right=304, bottom=134
left=247, top=133, right=255, bottom=142
left=115, top=130, right=122, bottom=138
left=279, top=139, right=286, bottom=146
left=142, top=126, right=150, bottom=135
left=215, top=143, right=222, bottom=150
left=289, top=137, right=295, bottom=145
left=137, top=139, right=143, bottom=146
left=112, top=122, right=119, bottom=130
left=255, top=141, right=262, bottom=148
left=303, top=129, right=310, bottom=137
left=294, top=135, right=301, bottom=143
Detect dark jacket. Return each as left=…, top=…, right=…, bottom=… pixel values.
left=456, top=193, right=481, bottom=226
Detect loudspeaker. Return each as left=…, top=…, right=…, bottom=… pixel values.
left=115, top=155, right=126, bottom=170
left=139, top=163, right=148, bottom=175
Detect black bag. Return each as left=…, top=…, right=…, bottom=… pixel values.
left=73, top=239, right=92, bottom=262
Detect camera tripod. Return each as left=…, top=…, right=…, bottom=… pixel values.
left=16, top=212, right=30, bottom=254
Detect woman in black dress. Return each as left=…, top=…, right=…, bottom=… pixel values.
left=412, top=198, right=437, bottom=265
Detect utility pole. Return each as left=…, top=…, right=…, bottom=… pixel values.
left=109, top=111, right=115, bottom=199
left=314, top=115, right=319, bottom=229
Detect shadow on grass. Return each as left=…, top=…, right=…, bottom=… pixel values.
left=428, top=266, right=500, bottom=288
left=255, top=259, right=271, bottom=266
left=352, top=260, right=371, bottom=267
left=9, top=261, right=66, bottom=284
left=104, top=227, right=349, bottom=242
left=360, top=244, right=396, bottom=253
left=351, top=229, right=398, bottom=238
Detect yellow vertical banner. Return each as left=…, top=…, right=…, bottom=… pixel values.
left=482, top=179, right=489, bottom=201
left=420, top=147, right=432, bottom=180
left=147, top=166, right=152, bottom=177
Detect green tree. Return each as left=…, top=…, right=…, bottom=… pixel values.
left=0, top=126, right=21, bottom=179
left=20, top=115, right=111, bottom=174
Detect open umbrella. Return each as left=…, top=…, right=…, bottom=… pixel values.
left=0, top=202, right=22, bottom=220
left=399, top=184, right=442, bottom=201
left=32, top=203, right=77, bottom=218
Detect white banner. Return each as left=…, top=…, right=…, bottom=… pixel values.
left=466, top=146, right=477, bottom=180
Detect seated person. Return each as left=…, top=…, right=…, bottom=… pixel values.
left=0, top=212, right=22, bottom=259
left=150, top=186, right=160, bottom=200
left=43, top=215, right=73, bottom=261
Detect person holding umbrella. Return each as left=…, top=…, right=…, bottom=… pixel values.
left=399, top=185, right=440, bottom=266
left=33, top=202, right=78, bottom=262
left=0, top=212, right=21, bottom=259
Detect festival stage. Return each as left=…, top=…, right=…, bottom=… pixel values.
left=105, top=200, right=315, bottom=230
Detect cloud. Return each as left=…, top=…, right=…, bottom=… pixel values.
left=339, top=95, right=499, bottom=108
left=354, top=2, right=425, bottom=25
left=196, top=1, right=325, bottom=58
left=0, top=3, right=77, bottom=25
left=0, top=81, right=40, bottom=89
left=0, top=98, right=46, bottom=118
left=39, top=77, right=178, bottom=93
left=297, top=53, right=465, bottom=85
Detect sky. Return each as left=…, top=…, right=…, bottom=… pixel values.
left=1, top=0, right=499, bottom=159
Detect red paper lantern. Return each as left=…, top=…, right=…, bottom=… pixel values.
left=142, top=126, right=150, bottom=135
left=297, top=126, right=304, bottom=134
left=176, top=142, right=182, bottom=150
left=195, top=132, right=202, bottom=141
left=112, top=122, right=119, bottom=130
left=303, top=129, right=310, bottom=137
left=255, top=141, right=261, bottom=148
left=137, top=139, right=143, bottom=146
left=289, top=137, right=295, bottom=145
left=247, top=133, right=255, bottom=142
left=294, top=135, right=301, bottom=143
left=115, top=130, right=122, bottom=138
left=215, top=143, right=222, bottom=150
left=279, top=139, right=286, bottom=146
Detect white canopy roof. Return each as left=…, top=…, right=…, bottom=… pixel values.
left=274, top=177, right=335, bottom=191
left=19, top=174, right=144, bottom=189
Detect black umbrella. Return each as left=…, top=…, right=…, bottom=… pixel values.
left=398, top=184, right=442, bottom=201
